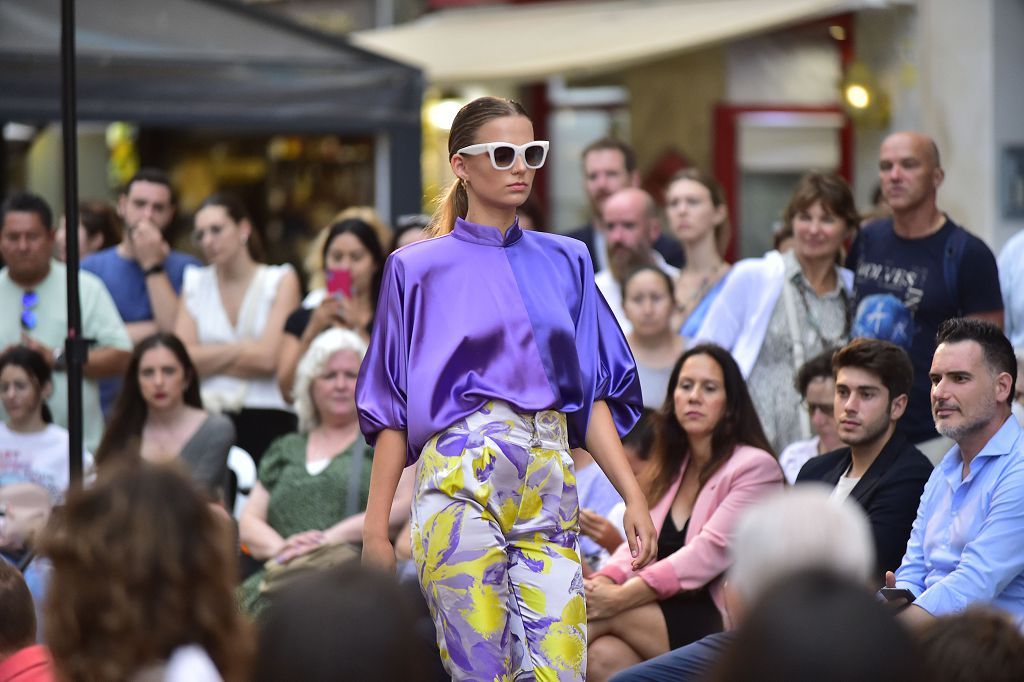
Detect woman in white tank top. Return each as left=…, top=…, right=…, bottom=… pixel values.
left=174, top=193, right=300, bottom=464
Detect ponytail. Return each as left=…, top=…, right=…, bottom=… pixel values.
left=429, top=178, right=469, bottom=237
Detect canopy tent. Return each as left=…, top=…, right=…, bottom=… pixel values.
left=0, top=0, right=424, bottom=218
left=352, top=0, right=891, bottom=87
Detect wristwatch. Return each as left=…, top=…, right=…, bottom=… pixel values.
left=144, top=263, right=165, bottom=277
left=52, top=346, right=67, bottom=372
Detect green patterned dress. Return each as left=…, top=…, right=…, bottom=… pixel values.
left=238, top=432, right=372, bottom=614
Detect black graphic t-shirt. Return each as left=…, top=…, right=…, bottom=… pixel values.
left=846, top=217, right=1002, bottom=443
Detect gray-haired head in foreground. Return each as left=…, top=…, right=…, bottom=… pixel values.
left=727, top=486, right=875, bottom=606
left=294, top=327, right=368, bottom=433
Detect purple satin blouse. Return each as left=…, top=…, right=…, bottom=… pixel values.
left=356, top=216, right=642, bottom=464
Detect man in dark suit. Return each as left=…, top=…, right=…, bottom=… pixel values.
left=797, top=338, right=933, bottom=583
left=567, top=138, right=683, bottom=270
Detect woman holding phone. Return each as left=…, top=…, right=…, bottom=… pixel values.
left=356, top=96, right=658, bottom=681
left=277, top=218, right=386, bottom=401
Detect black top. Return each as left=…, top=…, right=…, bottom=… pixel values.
left=796, top=429, right=933, bottom=583
left=284, top=306, right=313, bottom=338
left=657, top=515, right=691, bottom=561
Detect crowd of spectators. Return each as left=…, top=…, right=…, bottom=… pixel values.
left=1, top=121, right=1023, bottom=681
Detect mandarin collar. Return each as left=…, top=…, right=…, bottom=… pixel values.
left=452, top=216, right=523, bottom=247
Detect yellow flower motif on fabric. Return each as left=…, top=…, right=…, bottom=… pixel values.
left=439, top=464, right=465, bottom=499
left=518, top=583, right=547, bottom=616
left=497, top=497, right=519, bottom=533
left=519, top=484, right=543, bottom=520
left=536, top=595, right=587, bottom=674
left=460, top=579, right=505, bottom=638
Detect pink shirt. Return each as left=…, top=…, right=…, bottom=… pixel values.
left=596, top=445, right=783, bottom=624
left=0, top=645, right=57, bottom=682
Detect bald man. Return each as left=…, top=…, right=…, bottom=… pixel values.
left=846, top=132, right=1003, bottom=460
left=595, top=188, right=679, bottom=333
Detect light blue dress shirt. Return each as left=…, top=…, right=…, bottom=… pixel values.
left=895, top=416, right=1024, bottom=626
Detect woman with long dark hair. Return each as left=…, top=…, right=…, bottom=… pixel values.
left=97, top=333, right=233, bottom=496
left=277, top=217, right=386, bottom=401
left=175, top=193, right=300, bottom=464
left=585, top=344, right=783, bottom=681
left=356, top=96, right=657, bottom=681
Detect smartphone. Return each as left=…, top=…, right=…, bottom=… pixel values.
left=879, top=587, right=915, bottom=603
left=326, top=269, right=352, bottom=299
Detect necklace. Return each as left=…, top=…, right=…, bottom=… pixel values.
left=675, top=262, right=726, bottom=321
left=791, top=272, right=850, bottom=348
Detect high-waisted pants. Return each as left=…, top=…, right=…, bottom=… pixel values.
left=411, top=400, right=586, bottom=681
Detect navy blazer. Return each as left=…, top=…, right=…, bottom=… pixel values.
left=796, top=429, right=933, bottom=584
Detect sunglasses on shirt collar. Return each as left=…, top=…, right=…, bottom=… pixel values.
left=21, top=291, right=39, bottom=331
left=456, top=141, right=550, bottom=171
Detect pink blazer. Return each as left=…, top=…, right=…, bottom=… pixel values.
left=596, top=444, right=783, bottom=620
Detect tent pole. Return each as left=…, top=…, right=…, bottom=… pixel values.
left=61, top=0, right=85, bottom=487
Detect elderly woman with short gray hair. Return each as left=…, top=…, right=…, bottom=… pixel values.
left=238, top=328, right=412, bottom=614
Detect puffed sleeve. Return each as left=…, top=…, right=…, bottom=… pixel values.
left=356, top=254, right=409, bottom=450
left=573, top=251, right=643, bottom=442
left=257, top=434, right=296, bottom=492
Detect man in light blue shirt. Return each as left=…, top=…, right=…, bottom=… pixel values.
left=887, top=318, right=1024, bottom=628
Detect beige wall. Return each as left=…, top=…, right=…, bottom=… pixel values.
left=623, top=46, right=726, bottom=178
left=27, top=124, right=111, bottom=218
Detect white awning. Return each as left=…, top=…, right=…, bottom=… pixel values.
left=352, top=0, right=890, bottom=86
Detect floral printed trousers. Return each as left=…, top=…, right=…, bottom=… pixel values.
left=411, top=400, right=586, bottom=681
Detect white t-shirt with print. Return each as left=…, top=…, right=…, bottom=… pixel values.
left=0, top=422, right=93, bottom=503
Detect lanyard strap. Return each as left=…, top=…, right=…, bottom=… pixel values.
left=781, top=279, right=812, bottom=441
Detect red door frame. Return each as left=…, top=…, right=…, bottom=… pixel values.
left=713, top=104, right=853, bottom=262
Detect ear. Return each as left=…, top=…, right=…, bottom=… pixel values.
left=41, top=379, right=53, bottom=400
left=239, top=218, right=254, bottom=241
left=116, top=193, right=128, bottom=219
left=450, top=154, right=468, bottom=182
left=932, top=166, right=945, bottom=189
left=713, top=203, right=728, bottom=228
left=629, top=170, right=641, bottom=188
left=648, top=216, right=663, bottom=243
left=889, top=393, right=909, bottom=421
left=995, top=371, right=1014, bottom=405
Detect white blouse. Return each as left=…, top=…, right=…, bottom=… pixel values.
left=182, top=263, right=294, bottom=413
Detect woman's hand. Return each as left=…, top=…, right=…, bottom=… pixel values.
left=579, top=508, right=625, bottom=553
left=274, top=529, right=325, bottom=565
left=583, top=579, right=627, bottom=620
left=308, top=297, right=344, bottom=336
left=338, top=294, right=373, bottom=332
left=622, top=500, right=658, bottom=571
left=362, top=533, right=397, bottom=573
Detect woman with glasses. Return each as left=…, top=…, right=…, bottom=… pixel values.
left=357, top=96, right=658, bottom=681
left=95, top=333, right=234, bottom=499
left=585, top=345, right=782, bottom=681
left=175, top=193, right=300, bottom=465
left=276, top=217, right=386, bottom=402
left=695, top=172, right=857, bottom=454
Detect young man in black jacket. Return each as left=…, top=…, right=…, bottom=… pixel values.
left=797, top=338, right=933, bottom=583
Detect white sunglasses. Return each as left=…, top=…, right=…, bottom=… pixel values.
left=456, top=141, right=550, bottom=170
